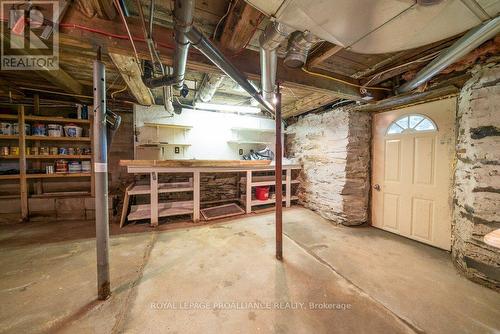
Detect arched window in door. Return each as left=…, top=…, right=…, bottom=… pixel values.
left=386, top=114, right=437, bottom=135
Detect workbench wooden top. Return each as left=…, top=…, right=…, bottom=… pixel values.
left=120, top=159, right=299, bottom=169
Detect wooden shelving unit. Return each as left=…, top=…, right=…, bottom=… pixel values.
left=239, top=168, right=300, bottom=213
left=136, top=122, right=192, bottom=160
left=0, top=100, right=94, bottom=220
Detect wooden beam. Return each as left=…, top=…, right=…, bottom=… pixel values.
left=219, top=1, right=263, bottom=52
left=60, top=10, right=362, bottom=100
left=353, top=86, right=459, bottom=113
left=109, top=53, right=154, bottom=105
left=2, top=31, right=86, bottom=96
left=283, top=93, right=338, bottom=118
left=307, top=43, right=343, bottom=69
left=75, top=0, right=117, bottom=19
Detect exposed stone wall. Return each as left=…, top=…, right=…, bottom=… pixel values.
left=286, top=108, right=371, bottom=226
left=452, top=62, right=500, bottom=290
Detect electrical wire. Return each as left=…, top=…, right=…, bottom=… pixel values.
left=361, top=50, right=441, bottom=88
left=212, top=0, right=233, bottom=39
left=111, top=84, right=128, bottom=99
left=301, top=67, right=392, bottom=92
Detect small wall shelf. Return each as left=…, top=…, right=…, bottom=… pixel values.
left=143, top=122, right=193, bottom=130
left=228, top=140, right=272, bottom=145
left=26, top=173, right=92, bottom=179
left=231, top=127, right=275, bottom=133
left=25, top=115, right=91, bottom=125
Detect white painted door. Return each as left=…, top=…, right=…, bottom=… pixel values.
left=371, top=98, right=456, bottom=250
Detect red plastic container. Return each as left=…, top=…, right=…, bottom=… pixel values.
left=255, top=186, right=270, bottom=200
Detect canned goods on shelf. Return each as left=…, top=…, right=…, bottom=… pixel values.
left=49, top=147, right=58, bottom=155
left=58, top=147, right=68, bottom=155
left=40, top=147, right=49, bottom=155
left=10, top=146, right=19, bottom=156
left=67, top=147, right=75, bottom=155
left=30, top=147, right=39, bottom=155
left=0, top=146, right=9, bottom=156
left=0, top=123, right=12, bottom=135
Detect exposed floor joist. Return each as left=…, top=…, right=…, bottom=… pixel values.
left=109, top=53, right=154, bottom=105
left=60, top=9, right=362, bottom=101
left=219, top=0, right=263, bottom=52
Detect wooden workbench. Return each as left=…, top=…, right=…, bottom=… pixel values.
left=119, top=160, right=301, bottom=226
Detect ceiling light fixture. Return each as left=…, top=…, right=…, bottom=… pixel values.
left=195, top=102, right=261, bottom=114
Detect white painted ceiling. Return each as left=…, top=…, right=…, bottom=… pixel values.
left=245, top=0, right=500, bottom=53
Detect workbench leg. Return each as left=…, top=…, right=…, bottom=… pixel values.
left=245, top=170, right=252, bottom=214
left=286, top=169, right=291, bottom=208
left=150, top=172, right=158, bottom=227
left=193, top=171, right=200, bottom=223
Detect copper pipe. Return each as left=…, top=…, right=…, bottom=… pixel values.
left=275, top=83, right=283, bottom=261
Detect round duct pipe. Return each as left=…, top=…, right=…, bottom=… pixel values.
left=284, top=31, right=319, bottom=68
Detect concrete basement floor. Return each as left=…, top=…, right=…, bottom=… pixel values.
left=0, top=207, right=499, bottom=334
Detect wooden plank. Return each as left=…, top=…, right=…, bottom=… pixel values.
left=25, top=115, right=91, bottom=124
left=109, top=53, right=154, bottom=105
left=128, top=182, right=193, bottom=195
left=119, top=159, right=272, bottom=168
left=60, top=9, right=362, bottom=100
left=245, top=170, right=252, bottom=214
left=150, top=171, right=158, bottom=227
left=0, top=174, right=20, bottom=180
left=307, top=44, right=343, bottom=69
left=19, top=105, right=28, bottom=221
left=286, top=168, right=291, bottom=208
left=25, top=136, right=91, bottom=142
left=484, top=229, right=500, bottom=249
left=128, top=201, right=194, bottom=221
left=193, top=171, right=200, bottom=223
left=219, top=1, right=263, bottom=52
left=120, top=183, right=134, bottom=228
left=26, top=173, right=92, bottom=178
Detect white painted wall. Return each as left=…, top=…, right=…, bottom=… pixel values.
left=134, top=105, right=280, bottom=160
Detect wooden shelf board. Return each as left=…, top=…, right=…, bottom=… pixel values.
left=227, top=140, right=271, bottom=145
left=231, top=127, right=275, bottom=133
left=143, top=122, right=192, bottom=130
left=26, top=173, right=91, bottom=179
left=251, top=196, right=298, bottom=206
left=251, top=180, right=300, bottom=187
left=0, top=114, right=18, bottom=120
left=25, top=136, right=91, bottom=142
left=138, top=142, right=191, bottom=147
left=26, top=155, right=92, bottom=159
left=0, top=135, right=19, bottom=140
left=128, top=182, right=194, bottom=195
left=0, top=174, right=20, bottom=180
left=25, top=115, right=90, bottom=125
left=30, top=191, right=91, bottom=198
left=0, top=155, right=20, bottom=159
left=128, top=201, right=193, bottom=221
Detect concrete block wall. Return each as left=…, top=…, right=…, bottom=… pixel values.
left=286, top=108, right=371, bottom=226
left=452, top=62, right=500, bottom=290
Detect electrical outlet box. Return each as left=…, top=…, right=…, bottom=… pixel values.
left=175, top=147, right=180, bottom=154
left=239, top=148, right=243, bottom=155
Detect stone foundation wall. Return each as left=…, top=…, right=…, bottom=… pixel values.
left=452, top=62, right=500, bottom=290
left=286, top=108, right=371, bottom=225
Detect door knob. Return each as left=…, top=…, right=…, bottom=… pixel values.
left=373, top=184, right=381, bottom=191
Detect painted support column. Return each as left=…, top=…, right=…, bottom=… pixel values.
left=275, top=84, right=283, bottom=260
left=93, top=53, right=111, bottom=300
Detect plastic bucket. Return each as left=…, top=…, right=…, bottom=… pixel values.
left=64, top=125, right=83, bottom=137
left=0, top=122, right=12, bottom=135
left=47, top=124, right=63, bottom=137
left=255, top=186, right=270, bottom=201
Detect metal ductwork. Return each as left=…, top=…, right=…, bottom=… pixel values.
left=186, top=27, right=274, bottom=113
left=142, top=0, right=193, bottom=90
left=196, top=74, right=224, bottom=102
left=284, top=31, right=319, bottom=68
left=142, top=0, right=273, bottom=114
left=259, top=21, right=293, bottom=102
left=398, top=15, right=500, bottom=93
